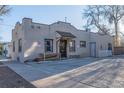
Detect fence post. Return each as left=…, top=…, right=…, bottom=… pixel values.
left=59, top=53, right=61, bottom=60
left=44, top=52, right=45, bottom=61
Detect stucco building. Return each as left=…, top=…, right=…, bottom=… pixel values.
left=11, top=18, right=113, bottom=62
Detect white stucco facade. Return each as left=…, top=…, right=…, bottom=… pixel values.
left=11, top=18, right=114, bottom=62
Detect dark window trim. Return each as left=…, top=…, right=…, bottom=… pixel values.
left=80, top=41, right=86, bottom=48
left=44, top=39, right=53, bottom=52
left=13, top=41, right=15, bottom=52
left=18, top=39, right=22, bottom=52
left=69, top=40, right=76, bottom=52
left=108, top=43, right=112, bottom=50
left=37, top=26, right=41, bottom=29
left=31, top=25, right=34, bottom=29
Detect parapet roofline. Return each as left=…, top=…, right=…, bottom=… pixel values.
left=17, top=17, right=89, bottom=32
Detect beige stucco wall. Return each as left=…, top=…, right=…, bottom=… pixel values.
left=22, top=20, right=90, bottom=61
left=11, top=18, right=114, bottom=62
left=50, top=22, right=90, bottom=57
left=22, top=19, right=57, bottom=61
left=11, top=22, right=24, bottom=62
left=90, top=32, right=114, bottom=57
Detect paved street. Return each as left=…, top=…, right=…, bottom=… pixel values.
left=4, top=56, right=124, bottom=88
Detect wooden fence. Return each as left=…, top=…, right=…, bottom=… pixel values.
left=114, top=47, right=124, bottom=55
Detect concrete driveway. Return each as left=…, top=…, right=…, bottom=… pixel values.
left=4, top=56, right=124, bottom=88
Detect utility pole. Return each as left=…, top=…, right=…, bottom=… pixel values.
left=65, top=17, right=67, bottom=22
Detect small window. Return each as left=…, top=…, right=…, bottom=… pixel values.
left=57, top=22, right=60, bottom=24
left=4, top=48, right=8, bottom=56
left=69, top=40, right=75, bottom=52
left=37, top=26, right=41, bottom=29
left=108, top=43, right=112, bottom=50
left=45, top=39, right=53, bottom=52
left=100, top=45, right=103, bottom=50
left=80, top=41, right=86, bottom=47
left=13, top=41, right=15, bottom=52
left=31, top=25, right=34, bottom=29
left=18, top=39, right=22, bottom=52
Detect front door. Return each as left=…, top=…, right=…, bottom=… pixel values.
left=59, top=40, right=67, bottom=58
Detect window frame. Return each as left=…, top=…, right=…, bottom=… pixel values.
left=44, top=39, right=53, bottom=52
left=13, top=41, right=15, bottom=52
left=37, top=26, right=41, bottom=29
left=31, top=25, right=34, bottom=29
left=18, top=39, right=22, bottom=52
left=69, top=40, right=76, bottom=52
left=108, top=43, right=112, bottom=50
left=80, top=41, right=86, bottom=48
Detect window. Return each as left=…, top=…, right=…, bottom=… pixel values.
left=69, top=40, right=75, bottom=52
left=31, top=25, right=34, bottom=29
left=108, top=43, right=112, bottom=50
left=18, top=39, right=22, bottom=52
left=13, top=41, right=15, bottom=52
left=37, top=26, right=41, bottom=29
left=4, top=48, right=8, bottom=56
left=100, top=45, right=103, bottom=50
left=80, top=41, right=86, bottom=47
left=45, top=39, right=53, bottom=52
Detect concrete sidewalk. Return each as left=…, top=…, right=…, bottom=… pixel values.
left=4, top=57, right=99, bottom=82
left=4, top=56, right=124, bottom=88
left=32, top=57, right=124, bottom=88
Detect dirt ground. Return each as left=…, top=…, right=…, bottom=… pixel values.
left=0, top=66, right=35, bottom=88
left=0, top=62, right=3, bottom=65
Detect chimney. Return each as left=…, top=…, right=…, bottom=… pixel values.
left=22, top=18, right=32, bottom=24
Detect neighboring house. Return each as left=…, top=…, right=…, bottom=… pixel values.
left=0, top=43, right=3, bottom=55
left=2, top=42, right=12, bottom=58
left=11, top=18, right=113, bottom=62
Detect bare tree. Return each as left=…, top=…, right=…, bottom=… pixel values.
left=0, top=5, right=11, bottom=40
left=83, top=5, right=124, bottom=47
left=83, top=6, right=110, bottom=35
left=0, top=5, right=11, bottom=20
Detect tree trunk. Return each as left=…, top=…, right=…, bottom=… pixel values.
left=114, top=21, right=120, bottom=47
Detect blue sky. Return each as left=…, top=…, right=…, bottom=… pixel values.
left=0, top=5, right=86, bottom=42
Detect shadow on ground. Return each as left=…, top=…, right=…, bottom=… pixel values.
left=31, top=56, right=124, bottom=88
left=0, top=66, right=35, bottom=88
left=3, top=55, right=124, bottom=88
